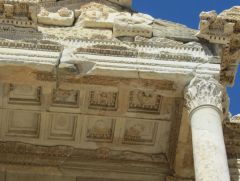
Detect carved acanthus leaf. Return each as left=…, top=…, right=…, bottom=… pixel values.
left=184, top=76, right=223, bottom=112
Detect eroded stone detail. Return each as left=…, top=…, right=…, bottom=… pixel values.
left=8, top=84, right=41, bottom=105
left=86, top=116, right=115, bottom=142
left=197, top=7, right=240, bottom=85
left=37, top=7, right=74, bottom=26
left=5, top=110, right=41, bottom=138
left=0, top=141, right=167, bottom=166
left=128, top=89, right=161, bottom=113
left=4, top=4, right=14, bottom=18
left=113, top=13, right=153, bottom=38
left=88, top=90, right=118, bottom=110
left=48, top=113, right=77, bottom=141
left=123, top=119, right=158, bottom=145
left=0, top=0, right=238, bottom=180
left=184, top=76, right=223, bottom=112
left=52, top=89, right=79, bottom=108
left=76, top=2, right=153, bottom=38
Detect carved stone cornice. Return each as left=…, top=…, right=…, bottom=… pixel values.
left=0, top=39, right=62, bottom=52
left=184, top=76, right=223, bottom=113
left=197, top=7, right=240, bottom=85
left=0, top=141, right=167, bottom=168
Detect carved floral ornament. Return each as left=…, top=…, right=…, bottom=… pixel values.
left=184, top=76, right=224, bottom=113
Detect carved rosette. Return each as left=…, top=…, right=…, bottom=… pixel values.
left=184, top=76, right=223, bottom=113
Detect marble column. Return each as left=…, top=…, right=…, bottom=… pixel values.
left=184, top=76, right=230, bottom=181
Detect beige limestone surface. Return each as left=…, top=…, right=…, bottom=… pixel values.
left=0, top=0, right=239, bottom=181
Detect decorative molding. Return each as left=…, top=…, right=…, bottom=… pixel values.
left=0, top=39, right=62, bottom=52
left=52, top=89, right=79, bottom=108
left=48, top=113, right=77, bottom=141
left=128, top=89, right=161, bottom=114
left=0, top=141, right=74, bottom=166
left=0, top=141, right=168, bottom=167
left=35, top=71, right=56, bottom=81
left=86, top=116, right=115, bottom=142
left=0, top=25, right=42, bottom=40
left=59, top=75, right=176, bottom=91
left=123, top=118, right=158, bottom=145
left=168, top=99, right=183, bottom=169
left=88, top=90, right=118, bottom=111
left=184, top=76, right=223, bottom=113
left=76, top=44, right=138, bottom=58
left=196, top=8, right=240, bottom=85
left=73, top=39, right=211, bottom=63
left=5, top=110, right=41, bottom=138
left=8, top=84, right=41, bottom=105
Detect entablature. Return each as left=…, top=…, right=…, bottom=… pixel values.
left=197, top=7, right=240, bottom=85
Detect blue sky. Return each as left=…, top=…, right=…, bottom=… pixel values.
left=132, top=0, right=240, bottom=115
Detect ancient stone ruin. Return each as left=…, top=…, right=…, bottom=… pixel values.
left=0, top=0, right=239, bottom=180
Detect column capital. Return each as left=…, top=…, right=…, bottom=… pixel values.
left=184, top=76, right=223, bottom=113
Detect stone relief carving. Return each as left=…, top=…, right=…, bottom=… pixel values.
left=75, top=43, right=138, bottom=57
left=0, top=141, right=74, bottom=166
left=38, top=7, right=49, bottom=17
left=52, top=89, right=79, bottom=107
left=58, top=7, right=72, bottom=17
left=0, top=39, right=61, bottom=52
left=184, top=76, right=223, bottom=113
left=0, top=0, right=235, bottom=180
left=8, top=84, right=41, bottom=105
left=75, top=2, right=153, bottom=38
left=113, top=13, right=153, bottom=38
left=3, top=4, right=14, bottom=18
left=199, top=11, right=217, bottom=34
left=0, top=141, right=166, bottom=167
left=88, top=90, right=118, bottom=110
left=128, top=89, right=161, bottom=113
left=78, top=2, right=120, bottom=29
left=86, top=116, right=115, bottom=142
left=96, top=147, right=110, bottom=159
left=123, top=119, right=157, bottom=145
left=48, top=113, right=77, bottom=141
left=0, top=2, right=37, bottom=33
left=197, top=7, right=240, bottom=85
left=37, top=7, right=74, bottom=26
left=14, top=3, right=29, bottom=17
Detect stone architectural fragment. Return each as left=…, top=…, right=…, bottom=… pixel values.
left=37, top=7, right=74, bottom=26
left=113, top=13, right=153, bottom=38
left=108, top=0, right=132, bottom=8
left=197, top=7, right=240, bottom=85
left=0, top=1, right=239, bottom=181
left=185, top=77, right=230, bottom=181
left=184, top=76, right=223, bottom=112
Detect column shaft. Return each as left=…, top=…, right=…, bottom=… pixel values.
left=184, top=76, right=230, bottom=181
left=190, top=106, right=230, bottom=181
